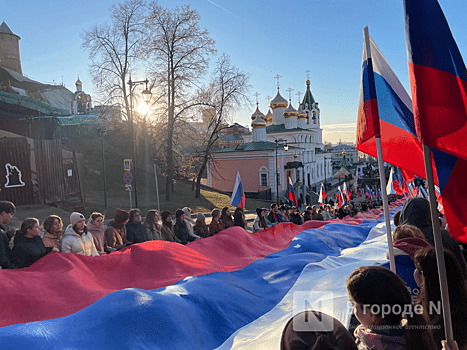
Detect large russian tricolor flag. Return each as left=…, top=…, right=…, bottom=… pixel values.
left=357, top=33, right=437, bottom=183
left=404, top=0, right=467, bottom=161
left=405, top=0, right=467, bottom=243
left=0, top=201, right=404, bottom=349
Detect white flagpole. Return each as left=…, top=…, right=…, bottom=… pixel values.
left=423, top=145, right=454, bottom=345
left=364, top=26, right=396, bottom=273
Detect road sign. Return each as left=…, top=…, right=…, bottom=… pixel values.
left=124, top=171, right=132, bottom=184
left=124, top=159, right=131, bottom=171
left=125, top=184, right=132, bottom=191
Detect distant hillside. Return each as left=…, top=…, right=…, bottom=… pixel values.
left=62, top=126, right=270, bottom=218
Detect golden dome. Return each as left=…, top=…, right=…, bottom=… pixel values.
left=283, top=100, right=297, bottom=118
left=251, top=115, right=267, bottom=128
left=251, top=104, right=266, bottom=121
left=270, top=88, right=288, bottom=109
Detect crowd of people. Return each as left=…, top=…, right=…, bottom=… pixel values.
left=0, top=201, right=253, bottom=269
left=0, top=198, right=389, bottom=269
left=252, top=200, right=384, bottom=232
left=2, top=197, right=465, bottom=349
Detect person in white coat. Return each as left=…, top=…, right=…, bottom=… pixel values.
left=61, top=212, right=99, bottom=256
left=182, top=207, right=200, bottom=240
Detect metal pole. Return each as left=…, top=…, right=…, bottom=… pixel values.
left=128, top=78, right=139, bottom=208
left=375, top=137, right=395, bottom=273
left=364, top=25, right=395, bottom=273
left=101, top=132, right=107, bottom=209
left=154, top=164, right=160, bottom=215
left=423, top=144, right=454, bottom=347
left=324, top=158, right=327, bottom=204
left=275, top=141, right=279, bottom=204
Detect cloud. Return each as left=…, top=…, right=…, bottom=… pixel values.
left=322, top=123, right=357, bottom=144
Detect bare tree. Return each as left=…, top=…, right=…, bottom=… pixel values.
left=194, top=53, right=251, bottom=198
left=81, top=0, right=147, bottom=122
left=145, top=3, right=216, bottom=201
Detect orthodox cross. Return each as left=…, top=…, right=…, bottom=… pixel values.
left=255, top=92, right=260, bottom=105
left=297, top=91, right=301, bottom=103
left=266, top=95, right=272, bottom=105
left=286, top=87, right=294, bottom=101
left=306, top=70, right=310, bottom=80
left=274, top=74, right=282, bottom=89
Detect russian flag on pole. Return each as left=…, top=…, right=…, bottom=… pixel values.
left=387, top=167, right=403, bottom=195
left=318, top=182, right=326, bottom=205
left=404, top=0, right=467, bottom=161
left=288, top=176, right=298, bottom=206
left=357, top=33, right=437, bottom=182
left=408, top=181, right=418, bottom=198
left=365, top=185, right=372, bottom=201
left=230, top=171, right=245, bottom=209
left=342, top=182, right=351, bottom=201
left=336, top=186, right=344, bottom=207
left=397, top=168, right=408, bottom=194
left=405, top=0, right=467, bottom=243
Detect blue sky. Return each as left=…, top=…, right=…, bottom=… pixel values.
left=3, top=0, right=466, bottom=143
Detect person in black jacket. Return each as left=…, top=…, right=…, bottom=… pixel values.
left=0, top=201, right=17, bottom=269
left=125, top=209, right=148, bottom=244
left=12, top=218, right=53, bottom=268
left=174, top=209, right=195, bottom=245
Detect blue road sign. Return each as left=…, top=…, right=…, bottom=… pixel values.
left=124, top=171, right=132, bottom=184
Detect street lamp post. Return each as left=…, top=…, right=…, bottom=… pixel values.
left=127, top=76, right=152, bottom=208
left=274, top=139, right=288, bottom=204
left=324, top=156, right=330, bottom=204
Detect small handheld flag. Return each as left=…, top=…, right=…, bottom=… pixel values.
left=230, top=172, right=245, bottom=209
left=288, top=177, right=298, bottom=206
left=318, top=182, right=326, bottom=205
left=365, top=185, right=372, bottom=201
left=342, top=182, right=350, bottom=201
left=337, top=186, right=344, bottom=207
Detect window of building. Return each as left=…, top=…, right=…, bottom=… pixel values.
left=260, top=173, right=267, bottom=187
left=276, top=172, right=281, bottom=187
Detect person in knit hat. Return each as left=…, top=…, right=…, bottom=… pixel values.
left=104, top=209, right=130, bottom=251
left=61, top=212, right=99, bottom=256
left=174, top=209, right=196, bottom=245
left=193, top=212, right=210, bottom=238
left=160, top=211, right=181, bottom=243
left=181, top=207, right=200, bottom=240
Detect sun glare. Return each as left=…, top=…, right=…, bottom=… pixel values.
left=137, top=101, right=150, bottom=115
